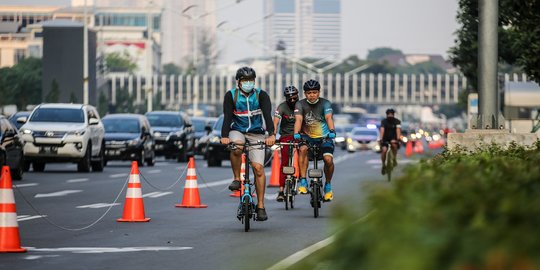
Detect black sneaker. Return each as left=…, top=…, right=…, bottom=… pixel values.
left=276, top=192, right=285, bottom=202
left=381, top=165, right=387, bottom=175
left=255, top=207, right=268, bottom=221
left=228, top=180, right=241, bottom=191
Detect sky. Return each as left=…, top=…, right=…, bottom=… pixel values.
left=2, top=0, right=460, bottom=64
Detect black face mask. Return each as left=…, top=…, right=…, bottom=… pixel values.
left=286, top=95, right=298, bottom=108
left=386, top=115, right=394, bottom=120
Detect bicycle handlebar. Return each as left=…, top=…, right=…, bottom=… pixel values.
left=227, top=141, right=266, bottom=151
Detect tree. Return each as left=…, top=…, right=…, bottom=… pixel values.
left=367, top=47, right=404, bottom=61
left=112, top=88, right=135, bottom=113
left=45, top=79, right=60, bottom=102
left=97, top=90, right=108, bottom=117
left=449, top=0, right=540, bottom=91
left=0, top=57, right=42, bottom=109
left=105, top=52, right=137, bottom=73
left=162, top=63, right=182, bottom=76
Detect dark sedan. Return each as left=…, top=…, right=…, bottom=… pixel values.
left=199, top=115, right=272, bottom=167
left=145, top=111, right=195, bottom=162
left=102, top=114, right=155, bottom=167
left=0, top=115, right=24, bottom=180
left=192, top=116, right=217, bottom=156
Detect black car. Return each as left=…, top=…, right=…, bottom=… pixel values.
left=0, top=115, right=24, bottom=180
left=144, top=111, right=195, bottom=162
left=192, top=116, right=217, bottom=156
left=199, top=115, right=272, bottom=167
left=8, top=111, right=31, bottom=130
left=102, top=114, right=155, bottom=167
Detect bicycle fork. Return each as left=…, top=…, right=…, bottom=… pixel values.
left=237, top=182, right=255, bottom=221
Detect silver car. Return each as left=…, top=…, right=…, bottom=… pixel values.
left=346, top=127, right=380, bottom=152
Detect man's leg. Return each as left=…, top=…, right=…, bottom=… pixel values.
left=297, top=144, right=309, bottom=194
left=276, top=140, right=290, bottom=201
left=252, top=162, right=266, bottom=208
left=245, top=133, right=268, bottom=221
left=391, top=140, right=398, bottom=166
left=381, top=144, right=388, bottom=175
left=323, top=155, right=334, bottom=184
left=228, top=131, right=245, bottom=191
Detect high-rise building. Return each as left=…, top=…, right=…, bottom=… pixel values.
left=264, top=0, right=341, bottom=61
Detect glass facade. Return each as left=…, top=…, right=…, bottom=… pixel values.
left=95, top=13, right=161, bottom=31
left=314, top=0, right=340, bottom=14
left=274, top=0, right=295, bottom=13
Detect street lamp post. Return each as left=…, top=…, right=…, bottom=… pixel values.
left=83, top=0, right=89, bottom=104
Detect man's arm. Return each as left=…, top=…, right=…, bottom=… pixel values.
left=221, top=91, right=233, bottom=141
left=293, top=102, right=303, bottom=135
left=259, top=91, right=275, bottom=136
left=325, top=113, right=335, bottom=131
left=273, top=116, right=281, bottom=137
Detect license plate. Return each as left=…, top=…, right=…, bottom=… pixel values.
left=106, top=150, right=120, bottom=156
left=40, top=146, right=58, bottom=154
left=155, top=145, right=164, bottom=150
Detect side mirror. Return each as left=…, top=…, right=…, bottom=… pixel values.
left=17, top=117, right=27, bottom=124
left=89, top=118, right=99, bottom=125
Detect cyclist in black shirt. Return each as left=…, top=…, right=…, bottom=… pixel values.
left=379, top=108, right=401, bottom=175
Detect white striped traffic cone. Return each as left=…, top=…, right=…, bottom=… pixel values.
left=0, top=166, right=27, bottom=252
left=117, top=161, right=151, bottom=222
left=176, top=157, right=207, bottom=208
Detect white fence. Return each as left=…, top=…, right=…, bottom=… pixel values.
left=106, top=72, right=527, bottom=107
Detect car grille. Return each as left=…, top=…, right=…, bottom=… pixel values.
left=33, top=131, right=67, bottom=139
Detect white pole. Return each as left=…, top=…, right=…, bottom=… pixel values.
left=83, top=0, right=89, bottom=104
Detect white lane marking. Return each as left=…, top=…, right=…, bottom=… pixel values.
left=142, top=191, right=174, bottom=198
left=13, top=183, right=39, bottom=188
left=34, top=190, right=82, bottom=198
left=24, top=255, right=60, bottom=260
left=66, top=178, right=89, bottom=183
left=76, top=203, right=121, bottom=209
left=371, top=165, right=381, bottom=169
left=267, top=211, right=374, bottom=270
left=26, top=246, right=193, bottom=254
left=17, top=215, right=46, bottom=222
left=110, top=173, right=128, bottom=178
left=147, top=170, right=161, bottom=174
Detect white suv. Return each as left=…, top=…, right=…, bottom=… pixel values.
left=18, top=103, right=105, bottom=172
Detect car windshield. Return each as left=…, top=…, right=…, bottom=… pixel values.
left=146, top=114, right=183, bottom=127
left=103, top=118, right=140, bottom=133
left=192, top=119, right=206, bottom=132
left=353, top=130, right=378, bottom=136
left=30, top=108, right=85, bottom=123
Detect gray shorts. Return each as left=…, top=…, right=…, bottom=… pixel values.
left=229, top=130, right=266, bottom=165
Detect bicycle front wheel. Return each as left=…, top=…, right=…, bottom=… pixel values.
left=243, top=198, right=251, bottom=232
left=284, top=181, right=290, bottom=210
left=386, top=150, right=394, bottom=182
left=312, top=182, right=319, bottom=218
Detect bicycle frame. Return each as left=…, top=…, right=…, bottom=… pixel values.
left=303, top=139, right=327, bottom=218
left=275, top=141, right=300, bottom=210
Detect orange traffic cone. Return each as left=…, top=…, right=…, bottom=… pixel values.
left=405, top=141, right=413, bottom=157
left=0, top=166, right=27, bottom=253
left=117, top=161, right=151, bottom=222
left=176, top=157, right=207, bottom=208
left=414, top=140, right=424, bottom=154
left=229, top=154, right=246, bottom=197
left=268, top=150, right=280, bottom=187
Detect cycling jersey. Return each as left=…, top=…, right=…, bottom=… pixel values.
left=294, top=98, right=333, bottom=138
left=381, top=117, right=401, bottom=142
left=221, top=88, right=274, bottom=137
left=274, top=101, right=295, bottom=136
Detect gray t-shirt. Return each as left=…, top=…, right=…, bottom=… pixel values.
left=274, top=101, right=296, bottom=136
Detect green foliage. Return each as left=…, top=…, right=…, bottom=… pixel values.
left=0, top=57, right=42, bottom=109
left=105, top=52, right=137, bottom=74
left=45, top=79, right=60, bottom=103
left=111, top=88, right=134, bottom=113
left=367, top=47, right=404, bottom=61
left=449, top=0, right=540, bottom=91
left=69, top=92, right=78, bottom=103
left=162, top=63, right=182, bottom=76
left=97, top=91, right=108, bottom=117
left=297, top=142, right=540, bottom=270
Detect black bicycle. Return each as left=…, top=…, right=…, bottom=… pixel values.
left=228, top=141, right=266, bottom=232
left=274, top=141, right=300, bottom=210
left=300, top=138, right=330, bottom=218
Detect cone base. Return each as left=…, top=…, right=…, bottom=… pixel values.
left=0, top=247, right=27, bottom=253
left=229, top=192, right=240, bottom=197
left=267, top=184, right=279, bottom=187
left=175, top=204, right=207, bottom=208
left=116, top=218, right=151, bottom=222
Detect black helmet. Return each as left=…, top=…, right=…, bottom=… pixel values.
left=386, top=108, right=396, bottom=114
left=235, top=66, right=256, bottom=81
left=303, top=79, right=321, bottom=91
left=283, top=85, right=299, bottom=97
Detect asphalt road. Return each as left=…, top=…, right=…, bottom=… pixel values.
left=1, top=148, right=420, bottom=270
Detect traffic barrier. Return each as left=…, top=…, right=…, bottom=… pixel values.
left=405, top=141, right=413, bottom=157
left=0, top=166, right=27, bottom=252
left=117, top=161, right=151, bottom=222
left=229, top=154, right=246, bottom=198
left=176, top=157, right=207, bottom=208
left=268, top=150, right=281, bottom=187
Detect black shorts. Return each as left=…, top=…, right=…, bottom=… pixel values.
left=299, top=136, right=334, bottom=161
left=381, top=140, right=401, bottom=150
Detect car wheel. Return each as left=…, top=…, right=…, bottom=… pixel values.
left=91, top=144, right=105, bottom=172
left=177, top=142, right=188, bottom=163
left=33, top=162, right=46, bottom=172
left=23, top=160, right=31, bottom=172
left=207, top=155, right=222, bottom=167
left=11, top=156, right=24, bottom=180
left=146, top=149, right=155, bottom=166
left=77, top=144, right=91, bottom=172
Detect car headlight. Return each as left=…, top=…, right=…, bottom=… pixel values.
left=210, top=136, right=220, bottom=143
left=127, top=139, right=140, bottom=146
left=21, top=128, right=33, bottom=135
left=154, top=132, right=162, bottom=137
left=346, top=138, right=353, bottom=143
left=335, top=137, right=345, bottom=143
left=67, top=129, right=86, bottom=136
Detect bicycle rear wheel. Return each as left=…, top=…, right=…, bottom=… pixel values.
left=243, top=198, right=251, bottom=232
left=386, top=150, right=394, bottom=182
left=284, top=180, right=290, bottom=210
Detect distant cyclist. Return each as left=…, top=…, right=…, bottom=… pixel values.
left=221, top=67, right=275, bottom=221
left=379, top=108, right=401, bottom=175
left=273, top=85, right=299, bottom=202
left=293, top=79, right=336, bottom=201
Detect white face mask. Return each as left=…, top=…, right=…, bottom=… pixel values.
left=240, top=81, right=255, bottom=92
left=307, top=98, right=319, bottom=105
